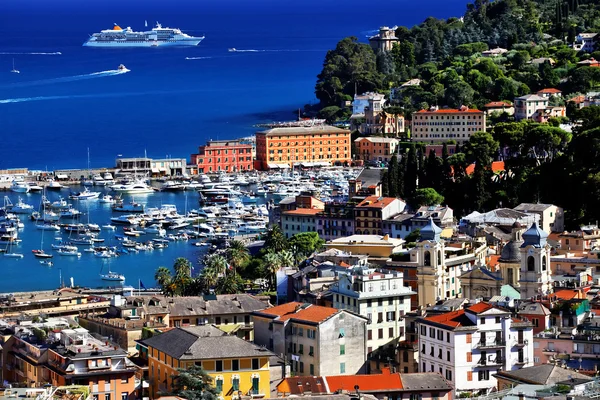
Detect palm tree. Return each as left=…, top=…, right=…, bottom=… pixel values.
left=215, top=274, right=243, bottom=294
left=227, top=240, right=249, bottom=275
left=173, top=257, right=193, bottom=295
left=205, top=254, right=228, bottom=276
left=200, top=267, right=219, bottom=290
left=264, top=225, right=288, bottom=253
left=278, top=250, right=295, bottom=269
left=264, top=252, right=281, bottom=290
left=154, top=266, right=174, bottom=296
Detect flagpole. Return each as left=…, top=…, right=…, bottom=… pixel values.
left=138, top=279, right=140, bottom=296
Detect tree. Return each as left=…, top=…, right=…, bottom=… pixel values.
left=444, top=80, right=475, bottom=108
left=288, top=232, right=324, bottom=259
left=404, top=145, right=418, bottom=197
left=278, top=250, right=295, bottom=269
left=404, top=229, right=421, bottom=243
left=423, top=149, right=443, bottom=191
left=227, top=240, right=250, bottom=274
left=409, top=188, right=445, bottom=208
left=387, top=155, right=399, bottom=197
left=155, top=266, right=175, bottom=297
left=215, top=274, right=244, bottom=294
left=169, top=366, right=218, bottom=400
left=264, top=225, right=288, bottom=253
left=205, top=254, right=228, bottom=276
left=264, top=252, right=281, bottom=290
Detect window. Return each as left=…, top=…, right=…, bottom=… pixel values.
left=299, top=362, right=304, bottom=373
left=340, top=362, right=346, bottom=374
left=438, top=348, right=442, bottom=359
left=495, top=317, right=501, bottom=323
left=232, top=376, right=240, bottom=391
left=422, top=344, right=426, bottom=353
left=104, top=395, right=111, bottom=400
left=466, top=333, right=472, bottom=344
left=252, top=358, right=260, bottom=370
left=307, top=329, right=316, bottom=339
left=121, top=377, right=128, bottom=384
left=378, top=298, right=383, bottom=306
left=368, top=330, right=372, bottom=340
left=446, top=332, right=450, bottom=343
left=379, top=329, right=384, bottom=339
left=478, top=370, right=490, bottom=381
left=232, top=359, right=239, bottom=371
left=216, top=360, right=223, bottom=372
left=299, top=344, right=304, bottom=354
left=310, top=364, right=314, bottom=375
left=447, top=351, right=450, bottom=361
left=121, top=393, right=128, bottom=400
left=389, top=327, right=394, bottom=338
left=339, top=328, right=345, bottom=338
left=340, top=344, right=345, bottom=355
left=480, top=317, right=485, bottom=324
left=217, top=377, right=224, bottom=393
left=309, top=346, right=314, bottom=356
left=298, top=327, right=304, bottom=336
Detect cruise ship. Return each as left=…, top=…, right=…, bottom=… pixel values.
left=83, top=23, right=204, bottom=47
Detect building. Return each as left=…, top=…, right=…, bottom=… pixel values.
left=484, top=101, right=514, bottom=115
left=140, top=325, right=273, bottom=399
left=572, top=32, right=598, bottom=53
left=315, top=203, right=355, bottom=241
left=494, top=364, right=592, bottom=391
left=277, top=368, right=453, bottom=400
left=325, top=235, right=405, bottom=262
left=514, top=94, right=549, bottom=121
left=514, top=203, right=564, bottom=233
left=348, top=169, right=383, bottom=201
left=281, top=208, right=321, bottom=238
left=2, top=327, right=137, bottom=399
left=354, top=137, right=400, bottom=163
left=355, top=196, right=406, bottom=236
left=149, top=158, right=187, bottom=177
left=536, top=88, right=562, bottom=98
left=412, top=106, right=486, bottom=143
left=417, top=302, right=534, bottom=396
left=368, top=27, right=399, bottom=52
left=482, top=48, right=508, bottom=57
left=516, top=302, right=551, bottom=334
left=255, top=125, right=351, bottom=170
left=330, top=266, right=415, bottom=363
left=115, top=157, right=152, bottom=176
left=190, top=139, right=254, bottom=174
left=252, top=302, right=368, bottom=376
left=361, top=102, right=405, bottom=136
left=518, top=223, right=553, bottom=299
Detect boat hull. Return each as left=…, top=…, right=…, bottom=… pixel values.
left=83, top=38, right=203, bottom=47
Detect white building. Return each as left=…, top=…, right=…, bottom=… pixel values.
left=417, top=302, right=534, bottom=396
left=514, top=94, right=548, bottom=121
left=573, top=33, right=597, bottom=53
left=513, top=203, right=564, bottom=233
left=411, top=106, right=486, bottom=143
left=518, top=222, right=553, bottom=299
left=331, top=266, right=415, bottom=358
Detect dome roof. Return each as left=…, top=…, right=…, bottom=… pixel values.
left=499, top=239, right=523, bottom=263
left=420, top=218, right=442, bottom=242
left=521, top=222, right=548, bottom=248
left=512, top=221, right=522, bottom=229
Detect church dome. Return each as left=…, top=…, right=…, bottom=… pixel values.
left=420, top=218, right=442, bottom=242
left=521, top=222, right=548, bottom=248
left=499, top=239, right=523, bottom=263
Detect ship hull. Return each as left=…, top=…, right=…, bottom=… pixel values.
left=83, top=38, right=204, bottom=47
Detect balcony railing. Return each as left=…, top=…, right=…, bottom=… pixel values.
left=512, top=339, right=528, bottom=347
left=475, top=339, right=506, bottom=349
left=515, top=357, right=528, bottom=365
left=478, top=357, right=504, bottom=366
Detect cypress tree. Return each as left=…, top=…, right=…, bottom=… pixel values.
left=441, top=143, right=453, bottom=193
left=398, top=153, right=406, bottom=199
left=388, top=155, right=399, bottom=197
left=404, top=146, right=418, bottom=199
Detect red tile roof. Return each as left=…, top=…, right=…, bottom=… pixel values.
left=257, top=302, right=339, bottom=323
left=537, top=88, right=562, bottom=94
left=466, top=302, right=495, bottom=314
left=568, top=95, right=586, bottom=104
left=324, top=368, right=403, bottom=392
left=553, top=289, right=583, bottom=300
left=356, top=196, right=398, bottom=209
left=415, top=108, right=483, bottom=114
left=465, top=161, right=505, bottom=175
left=277, top=377, right=328, bottom=395
left=423, top=309, right=474, bottom=328
left=485, top=101, right=513, bottom=108
left=282, top=208, right=323, bottom=216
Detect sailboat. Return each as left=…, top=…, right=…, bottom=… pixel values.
left=10, top=59, right=19, bottom=74
left=4, top=239, right=23, bottom=258
left=100, top=263, right=125, bottom=281
left=145, top=20, right=148, bottom=28
left=33, top=189, right=53, bottom=259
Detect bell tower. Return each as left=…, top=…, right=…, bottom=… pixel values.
left=416, top=218, right=446, bottom=307
left=518, top=222, right=552, bottom=299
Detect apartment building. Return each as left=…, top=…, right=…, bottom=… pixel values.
left=190, top=139, right=254, bottom=173
left=417, top=302, right=534, bottom=396
left=255, top=125, right=351, bottom=170
left=354, top=137, right=400, bottom=162
left=330, top=267, right=415, bottom=360
left=411, top=106, right=486, bottom=143
left=354, top=196, right=406, bottom=236
left=140, top=325, right=273, bottom=400
left=252, top=302, right=368, bottom=376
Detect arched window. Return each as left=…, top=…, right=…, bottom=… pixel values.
left=527, top=256, right=535, bottom=272
left=542, top=256, right=547, bottom=271
left=403, top=350, right=409, bottom=362
left=424, top=251, right=431, bottom=266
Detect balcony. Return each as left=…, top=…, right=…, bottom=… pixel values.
left=478, top=357, right=504, bottom=366
left=474, top=339, right=506, bottom=349
left=514, top=357, right=528, bottom=365
left=512, top=339, right=528, bottom=348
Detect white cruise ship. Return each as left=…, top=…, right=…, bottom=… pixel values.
left=83, top=23, right=204, bottom=47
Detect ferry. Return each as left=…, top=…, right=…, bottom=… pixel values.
left=83, top=23, right=204, bottom=47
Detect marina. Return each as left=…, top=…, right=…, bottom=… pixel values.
left=0, top=168, right=358, bottom=293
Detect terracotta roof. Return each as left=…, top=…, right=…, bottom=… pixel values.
left=466, top=302, right=495, bottom=314
left=325, top=368, right=403, bottom=392
left=282, top=208, right=323, bottom=216
left=277, top=377, right=328, bottom=395
left=356, top=196, right=398, bottom=209
left=488, top=255, right=500, bottom=268
left=553, top=289, right=583, bottom=300
left=415, top=108, right=483, bottom=114
left=422, top=309, right=474, bottom=328
left=537, top=88, right=562, bottom=94
left=568, top=95, right=586, bottom=104
left=465, top=160, right=505, bottom=175
left=485, top=101, right=513, bottom=108
left=256, top=302, right=339, bottom=324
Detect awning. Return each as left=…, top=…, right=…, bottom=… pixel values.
left=151, top=168, right=160, bottom=173
left=56, top=174, right=68, bottom=179
left=315, top=162, right=331, bottom=167
left=301, top=162, right=315, bottom=167
left=267, top=163, right=279, bottom=169
left=277, top=164, right=290, bottom=169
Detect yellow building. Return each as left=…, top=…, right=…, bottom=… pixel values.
left=140, top=326, right=273, bottom=400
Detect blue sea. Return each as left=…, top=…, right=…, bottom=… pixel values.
left=0, top=0, right=468, bottom=171
left=0, top=0, right=469, bottom=292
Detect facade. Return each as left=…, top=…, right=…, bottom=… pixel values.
left=354, top=196, right=406, bottom=236
left=572, top=32, right=597, bottom=52
left=417, top=302, right=534, bottom=396
left=484, top=101, right=514, bottom=115
left=514, top=94, right=548, bottom=121
left=149, top=158, right=187, bottom=177
left=354, top=137, right=400, bottom=163
left=368, top=26, right=399, bottom=52
left=252, top=302, right=368, bottom=377
left=330, top=267, right=414, bottom=359
left=348, top=169, right=383, bottom=201
left=514, top=203, right=564, bottom=233
left=2, top=328, right=137, bottom=400
left=255, top=125, right=351, bottom=170
left=325, top=235, right=405, bottom=261
left=315, top=203, right=355, bottom=241
left=518, top=223, right=553, bottom=299
left=190, top=139, right=254, bottom=173
left=141, top=325, right=273, bottom=400
left=362, top=104, right=405, bottom=136
left=412, top=106, right=486, bottom=143
left=536, top=88, right=562, bottom=98
left=280, top=208, right=321, bottom=239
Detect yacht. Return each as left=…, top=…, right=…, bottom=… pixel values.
left=6, top=197, right=34, bottom=214
left=47, top=179, right=64, bottom=190
left=160, top=181, right=186, bottom=192
left=102, top=172, right=115, bottom=185
left=92, top=174, right=107, bottom=186
left=112, top=200, right=145, bottom=213
left=83, top=23, right=204, bottom=47
left=69, top=188, right=101, bottom=200
left=100, top=271, right=125, bottom=282
left=10, top=181, right=29, bottom=193
left=27, top=182, right=43, bottom=192
left=57, top=248, right=82, bottom=257
left=111, top=180, right=155, bottom=194
left=110, top=214, right=142, bottom=225
left=99, top=194, right=116, bottom=204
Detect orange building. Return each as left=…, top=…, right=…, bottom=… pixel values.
left=255, top=125, right=351, bottom=170
left=190, top=139, right=254, bottom=173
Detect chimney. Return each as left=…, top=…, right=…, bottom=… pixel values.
left=383, top=234, right=389, bottom=241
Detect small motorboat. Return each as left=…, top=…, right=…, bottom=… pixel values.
left=4, top=252, right=24, bottom=258
left=228, top=48, right=237, bottom=52
left=47, top=179, right=64, bottom=190
left=102, top=224, right=116, bottom=230
left=32, top=249, right=53, bottom=259
left=11, top=58, right=19, bottom=74
left=99, top=194, right=116, bottom=204
left=118, top=64, right=127, bottom=71
left=57, top=248, right=81, bottom=257
left=69, top=188, right=100, bottom=201
left=101, top=271, right=125, bottom=281
left=40, top=260, right=53, bottom=266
